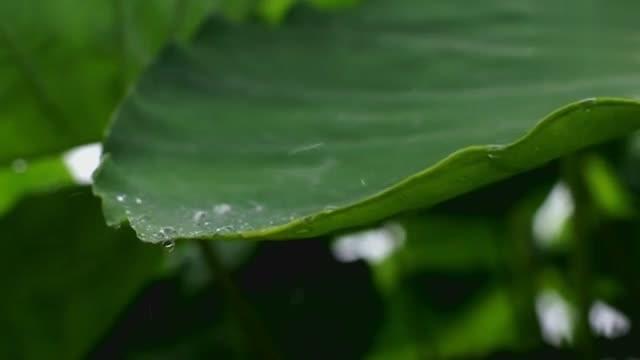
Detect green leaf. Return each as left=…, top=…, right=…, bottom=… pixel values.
left=368, top=287, right=518, bottom=359
left=366, top=213, right=520, bottom=358
left=583, top=153, right=636, bottom=218
left=0, top=187, right=163, bottom=359
left=0, top=156, right=73, bottom=216
left=94, top=0, right=640, bottom=243
left=0, top=0, right=215, bottom=164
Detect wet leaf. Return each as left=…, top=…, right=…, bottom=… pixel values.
left=95, top=0, right=640, bottom=242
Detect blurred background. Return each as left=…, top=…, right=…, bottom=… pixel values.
left=2, top=0, right=640, bottom=359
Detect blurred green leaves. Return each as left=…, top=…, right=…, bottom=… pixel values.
left=0, top=188, right=163, bottom=359
left=0, top=0, right=190, bottom=163
left=0, top=156, right=72, bottom=216
left=367, top=213, right=518, bottom=358
left=583, top=154, right=635, bottom=218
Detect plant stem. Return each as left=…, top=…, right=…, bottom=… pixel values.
left=508, top=204, right=541, bottom=348
left=563, top=155, right=595, bottom=359
left=196, top=240, right=280, bottom=360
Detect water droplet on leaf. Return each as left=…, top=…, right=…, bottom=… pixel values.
left=215, top=225, right=233, bottom=234
left=11, top=159, right=28, bottom=173
left=193, top=210, right=208, bottom=225
left=214, top=203, right=232, bottom=215
left=162, top=240, right=175, bottom=252
left=159, top=226, right=177, bottom=238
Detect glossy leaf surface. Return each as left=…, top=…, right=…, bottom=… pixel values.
left=95, top=0, right=640, bottom=242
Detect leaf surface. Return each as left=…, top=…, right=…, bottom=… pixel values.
left=95, top=0, right=640, bottom=242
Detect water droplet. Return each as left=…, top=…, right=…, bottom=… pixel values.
left=487, top=153, right=497, bottom=160
left=214, top=203, right=232, bottom=215
left=360, top=178, right=367, bottom=186
left=251, top=202, right=264, bottom=212
left=125, top=209, right=131, bottom=215
left=215, top=225, right=233, bottom=233
left=136, top=215, right=149, bottom=223
left=159, top=226, right=176, bottom=238
left=116, top=194, right=126, bottom=202
left=324, top=205, right=339, bottom=211
left=583, top=98, right=597, bottom=112
left=135, top=197, right=142, bottom=204
left=11, top=159, right=28, bottom=173
left=193, top=210, right=208, bottom=225
left=162, top=240, right=175, bottom=252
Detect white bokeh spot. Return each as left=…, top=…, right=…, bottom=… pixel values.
left=63, top=143, right=102, bottom=185
left=533, top=182, right=574, bottom=246
left=589, top=300, right=631, bottom=339
left=536, top=290, right=574, bottom=347
left=331, top=222, right=406, bottom=264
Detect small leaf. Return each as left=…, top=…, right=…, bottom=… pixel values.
left=94, top=0, right=640, bottom=242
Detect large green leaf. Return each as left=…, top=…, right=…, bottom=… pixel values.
left=0, top=0, right=216, bottom=164
left=0, top=188, right=163, bottom=359
left=94, top=0, right=640, bottom=243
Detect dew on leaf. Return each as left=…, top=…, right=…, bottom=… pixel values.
left=583, top=97, right=597, bottom=112
left=193, top=210, right=208, bottom=225
left=214, top=203, right=232, bottom=215
left=160, top=226, right=177, bottom=237
left=162, top=240, right=176, bottom=252
left=116, top=194, right=126, bottom=202
left=215, top=225, right=233, bottom=233
left=11, top=159, right=28, bottom=173
left=250, top=202, right=264, bottom=212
